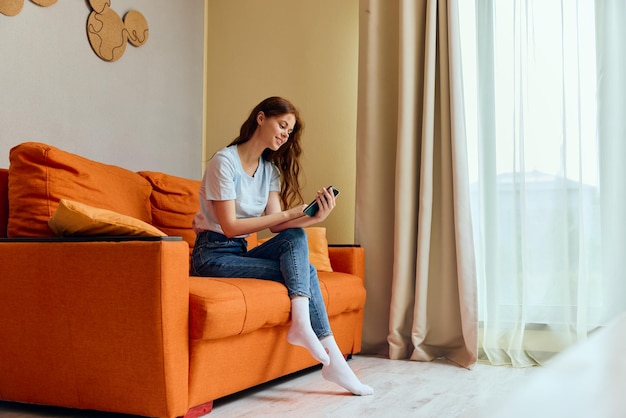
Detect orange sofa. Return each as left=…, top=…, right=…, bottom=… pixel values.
left=0, top=142, right=367, bottom=418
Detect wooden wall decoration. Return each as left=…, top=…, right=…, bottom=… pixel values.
left=0, top=0, right=148, bottom=62
left=31, top=0, right=56, bottom=6
left=1, top=0, right=56, bottom=16
left=87, top=0, right=149, bottom=62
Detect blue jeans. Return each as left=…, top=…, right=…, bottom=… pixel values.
left=191, top=228, right=332, bottom=339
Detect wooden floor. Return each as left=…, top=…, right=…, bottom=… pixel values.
left=0, top=355, right=536, bottom=418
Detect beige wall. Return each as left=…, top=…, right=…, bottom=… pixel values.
left=205, top=0, right=359, bottom=244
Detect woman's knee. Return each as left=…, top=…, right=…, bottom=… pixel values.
left=278, top=227, right=307, bottom=244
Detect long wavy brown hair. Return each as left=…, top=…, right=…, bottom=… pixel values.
left=228, top=96, right=304, bottom=208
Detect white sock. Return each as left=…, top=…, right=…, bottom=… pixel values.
left=286, top=297, right=330, bottom=366
left=321, top=337, right=374, bottom=396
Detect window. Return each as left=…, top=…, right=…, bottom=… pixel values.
left=457, top=0, right=604, bottom=365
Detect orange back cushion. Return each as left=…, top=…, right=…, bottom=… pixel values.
left=138, top=171, right=259, bottom=254
left=138, top=171, right=200, bottom=251
left=0, top=169, right=8, bottom=238
left=7, top=142, right=153, bottom=238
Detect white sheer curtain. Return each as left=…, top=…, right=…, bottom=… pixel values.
left=457, top=0, right=626, bottom=367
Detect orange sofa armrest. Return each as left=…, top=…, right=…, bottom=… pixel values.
left=0, top=168, right=7, bottom=238
left=328, top=245, right=365, bottom=281
left=0, top=239, right=190, bottom=418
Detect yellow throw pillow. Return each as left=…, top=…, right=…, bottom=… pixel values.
left=256, top=227, right=333, bottom=272
left=305, top=227, right=333, bottom=272
left=48, top=199, right=166, bottom=237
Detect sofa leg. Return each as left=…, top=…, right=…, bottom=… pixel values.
left=183, top=401, right=214, bottom=418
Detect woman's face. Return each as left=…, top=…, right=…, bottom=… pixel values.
left=257, top=112, right=296, bottom=151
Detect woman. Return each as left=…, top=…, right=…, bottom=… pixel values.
left=191, top=96, right=373, bottom=396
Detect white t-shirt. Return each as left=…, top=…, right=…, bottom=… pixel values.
left=192, top=145, right=281, bottom=237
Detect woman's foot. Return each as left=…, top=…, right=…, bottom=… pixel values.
left=287, top=297, right=330, bottom=366
left=321, top=337, right=374, bottom=396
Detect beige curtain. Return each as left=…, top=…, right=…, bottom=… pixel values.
left=356, top=0, right=477, bottom=368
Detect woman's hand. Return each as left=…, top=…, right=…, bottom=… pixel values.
left=267, top=188, right=337, bottom=233
left=310, top=187, right=337, bottom=221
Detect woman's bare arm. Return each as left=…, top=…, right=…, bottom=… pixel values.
left=213, top=193, right=306, bottom=238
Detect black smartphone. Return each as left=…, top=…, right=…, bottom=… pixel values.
left=303, top=186, right=340, bottom=217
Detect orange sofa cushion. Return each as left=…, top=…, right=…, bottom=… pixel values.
left=189, top=272, right=366, bottom=341
left=189, top=278, right=291, bottom=341
left=7, top=142, right=153, bottom=237
left=0, top=168, right=8, bottom=238
left=138, top=171, right=260, bottom=253
left=138, top=171, right=200, bottom=251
